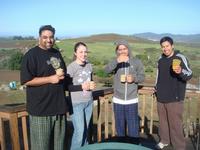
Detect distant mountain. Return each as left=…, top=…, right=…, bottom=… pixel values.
left=70, top=33, right=151, bottom=43
left=133, top=32, right=200, bottom=43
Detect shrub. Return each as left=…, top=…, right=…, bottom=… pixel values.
left=8, top=52, right=24, bottom=70
left=145, top=66, right=154, bottom=73
left=95, top=69, right=109, bottom=78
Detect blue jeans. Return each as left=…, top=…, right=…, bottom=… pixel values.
left=70, top=100, right=93, bottom=150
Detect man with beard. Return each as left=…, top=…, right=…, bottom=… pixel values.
left=20, top=25, right=68, bottom=150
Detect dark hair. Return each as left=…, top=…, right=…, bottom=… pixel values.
left=73, top=42, right=87, bottom=60
left=160, top=36, right=174, bottom=45
left=74, top=42, right=87, bottom=52
left=39, top=25, right=55, bottom=36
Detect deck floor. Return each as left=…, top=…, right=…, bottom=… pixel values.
left=66, top=121, right=199, bottom=150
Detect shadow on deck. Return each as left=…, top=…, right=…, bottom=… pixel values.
left=66, top=120, right=197, bottom=150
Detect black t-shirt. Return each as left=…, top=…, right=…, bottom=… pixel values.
left=20, top=46, right=67, bottom=116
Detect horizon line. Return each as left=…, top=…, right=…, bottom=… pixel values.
left=0, top=32, right=200, bottom=39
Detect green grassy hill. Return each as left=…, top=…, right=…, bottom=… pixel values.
left=0, top=34, right=200, bottom=84
left=56, top=34, right=199, bottom=83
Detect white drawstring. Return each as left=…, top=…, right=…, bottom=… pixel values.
left=124, top=60, right=129, bottom=101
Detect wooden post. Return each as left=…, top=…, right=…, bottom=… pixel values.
left=0, top=117, right=6, bottom=150
left=21, top=116, right=29, bottom=150
left=149, top=94, right=154, bottom=134
left=141, top=94, right=146, bottom=133
left=104, top=96, right=109, bottom=139
left=9, top=113, right=20, bottom=150
left=111, top=101, right=115, bottom=137
left=97, top=97, right=103, bottom=142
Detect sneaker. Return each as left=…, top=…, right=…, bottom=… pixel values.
left=155, top=142, right=169, bottom=149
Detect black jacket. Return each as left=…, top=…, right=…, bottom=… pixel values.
left=156, top=51, right=192, bottom=103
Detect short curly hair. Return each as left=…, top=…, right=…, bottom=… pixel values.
left=160, top=36, right=173, bottom=45
left=39, top=25, right=55, bottom=36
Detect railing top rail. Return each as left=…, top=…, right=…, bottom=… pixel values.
left=139, top=84, right=200, bottom=92
left=0, top=85, right=199, bottom=113
left=0, top=103, right=26, bottom=113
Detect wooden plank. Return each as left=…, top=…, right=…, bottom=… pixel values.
left=18, top=111, right=28, bottom=118
left=149, top=94, right=154, bottom=134
left=104, top=96, right=108, bottom=139
left=141, top=95, right=146, bottom=133
left=0, top=104, right=26, bottom=113
left=0, top=111, right=12, bottom=118
left=97, top=97, right=103, bottom=142
left=9, top=113, right=20, bottom=150
left=22, top=116, right=29, bottom=150
left=0, top=117, right=6, bottom=150
left=111, top=103, right=115, bottom=137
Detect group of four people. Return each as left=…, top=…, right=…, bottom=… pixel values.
left=20, top=25, right=192, bottom=150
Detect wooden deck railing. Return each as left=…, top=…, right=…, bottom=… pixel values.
left=0, top=85, right=199, bottom=150
left=94, top=86, right=200, bottom=141
left=92, top=86, right=157, bottom=142
left=0, top=104, right=28, bottom=150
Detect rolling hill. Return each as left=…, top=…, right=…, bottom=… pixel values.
left=133, top=32, right=200, bottom=44
left=69, top=33, right=151, bottom=43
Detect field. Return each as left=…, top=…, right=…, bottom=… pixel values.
left=57, top=34, right=200, bottom=83
left=0, top=34, right=200, bottom=104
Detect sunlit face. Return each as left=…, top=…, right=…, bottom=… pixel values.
left=161, top=41, right=174, bottom=57
left=117, top=45, right=129, bottom=56
left=39, top=30, right=55, bottom=50
left=74, top=45, right=88, bottom=64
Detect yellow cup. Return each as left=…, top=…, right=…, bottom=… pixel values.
left=89, top=81, right=95, bottom=90
left=56, top=68, right=63, bottom=76
left=172, top=59, right=181, bottom=70
left=120, top=74, right=126, bottom=83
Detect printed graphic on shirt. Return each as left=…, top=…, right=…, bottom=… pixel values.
left=46, top=57, right=61, bottom=69
left=77, top=70, right=91, bottom=83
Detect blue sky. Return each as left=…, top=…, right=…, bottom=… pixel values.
left=1, top=0, right=200, bottom=37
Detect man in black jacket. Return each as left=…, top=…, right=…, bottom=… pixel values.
left=155, top=36, right=192, bottom=150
